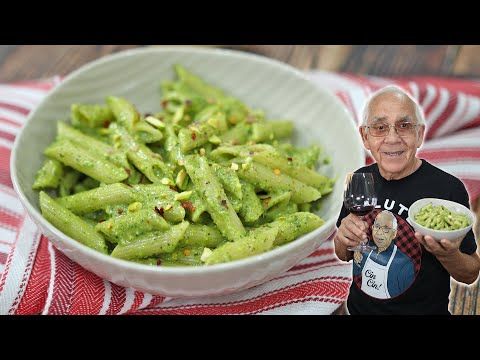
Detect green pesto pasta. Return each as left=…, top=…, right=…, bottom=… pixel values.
left=414, top=203, right=471, bottom=231
left=33, top=64, right=335, bottom=266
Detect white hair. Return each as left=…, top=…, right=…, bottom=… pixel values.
left=361, top=85, right=426, bottom=126
left=375, top=210, right=398, bottom=230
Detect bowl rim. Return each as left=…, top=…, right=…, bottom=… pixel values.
left=10, top=45, right=363, bottom=274
left=407, top=197, right=474, bottom=235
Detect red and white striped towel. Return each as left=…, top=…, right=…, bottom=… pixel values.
left=1, top=72, right=479, bottom=315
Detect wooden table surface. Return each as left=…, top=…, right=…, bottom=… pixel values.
left=1, top=45, right=479, bottom=315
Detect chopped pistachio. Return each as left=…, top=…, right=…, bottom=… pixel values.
left=161, top=178, right=174, bottom=186
left=174, top=190, right=193, bottom=201
left=175, top=169, right=187, bottom=188
left=207, top=117, right=219, bottom=128
left=145, top=116, right=165, bottom=129
left=173, top=107, right=184, bottom=123
left=128, top=201, right=142, bottom=212
left=208, top=135, right=221, bottom=145
left=201, top=247, right=213, bottom=262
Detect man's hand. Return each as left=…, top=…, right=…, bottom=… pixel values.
left=336, top=214, right=369, bottom=250
left=414, top=232, right=480, bottom=284
left=414, top=232, right=462, bottom=259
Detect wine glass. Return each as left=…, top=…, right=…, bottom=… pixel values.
left=344, top=172, right=377, bottom=252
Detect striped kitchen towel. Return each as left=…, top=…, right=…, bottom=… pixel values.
left=1, top=72, right=479, bottom=314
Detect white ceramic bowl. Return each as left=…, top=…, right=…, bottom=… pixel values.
left=408, top=198, right=474, bottom=242
left=11, top=46, right=364, bottom=297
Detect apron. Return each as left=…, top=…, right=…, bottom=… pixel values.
left=361, top=245, right=397, bottom=299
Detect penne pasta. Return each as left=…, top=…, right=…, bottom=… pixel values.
left=33, top=64, right=332, bottom=266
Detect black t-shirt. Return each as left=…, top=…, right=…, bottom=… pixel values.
left=336, top=159, right=477, bottom=315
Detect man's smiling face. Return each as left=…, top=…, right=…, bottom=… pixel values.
left=360, top=92, right=425, bottom=180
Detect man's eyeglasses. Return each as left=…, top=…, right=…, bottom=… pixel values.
left=372, top=224, right=393, bottom=234
left=365, top=122, right=420, bottom=137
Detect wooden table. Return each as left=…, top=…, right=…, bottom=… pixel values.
left=1, top=45, right=479, bottom=314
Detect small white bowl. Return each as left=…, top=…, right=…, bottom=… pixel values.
left=407, top=198, right=474, bottom=242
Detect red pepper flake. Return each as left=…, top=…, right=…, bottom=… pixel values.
left=103, top=120, right=111, bottom=128
left=161, top=100, right=169, bottom=109
left=157, top=259, right=162, bottom=266
left=125, top=168, right=131, bottom=176
left=191, top=132, right=197, bottom=140
left=287, top=157, right=293, bottom=162
left=181, top=201, right=196, bottom=212
left=169, top=185, right=178, bottom=192
left=117, top=208, right=124, bottom=215
left=221, top=199, right=228, bottom=209
left=155, top=206, right=165, bottom=217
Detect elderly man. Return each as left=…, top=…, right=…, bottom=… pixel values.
left=335, top=85, right=480, bottom=315
left=353, top=210, right=415, bottom=299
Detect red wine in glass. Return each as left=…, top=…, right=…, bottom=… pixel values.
left=344, top=173, right=377, bottom=252
left=347, top=205, right=375, bottom=217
